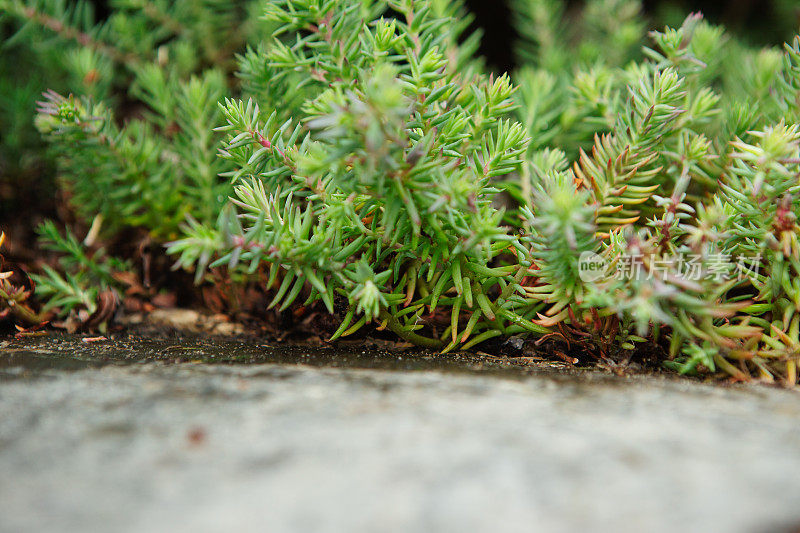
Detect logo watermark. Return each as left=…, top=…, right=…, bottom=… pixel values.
left=578, top=252, right=762, bottom=283
left=578, top=251, right=607, bottom=282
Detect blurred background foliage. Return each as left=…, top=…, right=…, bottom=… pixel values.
left=1, top=0, right=798, bottom=235
left=462, top=0, right=800, bottom=73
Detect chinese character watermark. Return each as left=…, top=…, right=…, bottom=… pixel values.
left=578, top=252, right=762, bottom=283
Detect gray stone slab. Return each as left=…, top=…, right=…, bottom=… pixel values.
left=0, top=358, right=798, bottom=533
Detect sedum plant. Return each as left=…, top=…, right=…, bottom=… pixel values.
left=512, top=1, right=800, bottom=384
left=3, top=0, right=800, bottom=385
left=168, top=0, right=543, bottom=350
left=0, top=0, right=273, bottom=322
left=30, top=220, right=128, bottom=326
left=1, top=0, right=275, bottom=235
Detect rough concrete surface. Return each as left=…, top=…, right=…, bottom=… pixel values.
left=1, top=348, right=799, bottom=533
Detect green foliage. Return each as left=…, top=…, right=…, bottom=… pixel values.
left=4, top=0, right=800, bottom=385
left=523, top=168, right=597, bottom=322
left=31, top=220, right=127, bottom=317
left=169, top=0, right=545, bottom=351
left=1, top=0, right=273, bottom=232
left=513, top=2, right=800, bottom=384
left=0, top=0, right=272, bottom=320
left=35, top=70, right=228, bottom=238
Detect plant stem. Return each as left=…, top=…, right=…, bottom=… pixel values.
left=379, top=309, right=444, bottom=349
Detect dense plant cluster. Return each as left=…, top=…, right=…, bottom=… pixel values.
left=511, top=1, right=800, bottom=384
left=3, top=0, right=800, bottom=385
left=0, top=0, right=271, bottom=311
left=1, top=0, right=273, bottom=231
left=169, top=0, right=542, bottom=352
